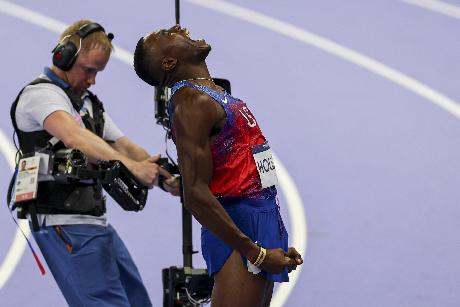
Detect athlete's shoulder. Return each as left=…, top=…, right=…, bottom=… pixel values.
left=173, top=85, right=215, bottom=108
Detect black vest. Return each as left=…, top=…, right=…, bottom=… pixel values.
left=10, top=78, right=107, bottom=220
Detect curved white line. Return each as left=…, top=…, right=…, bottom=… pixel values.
left=0, top=129, right=30, bottom=289
left=272, top=154, right=307, bottom=307
left=0, top=3, right=307, bottom=306
left=0, top=0, right=132, bottom=65
left=186, top=0, right=460, bottom=120
left=401, top=0, right=460, bottom=20
left=184, top=0, right=460, bottom=305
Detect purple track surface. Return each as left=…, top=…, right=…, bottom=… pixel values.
left=1, top=1, right=459, bottom=306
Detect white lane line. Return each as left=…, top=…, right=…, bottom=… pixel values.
left=272, top=154, right=307, bottom=307
left=0, top=0, right=64, bottom=32
left=0, top=129, right=27, bottom=290
left=401, top=0, right=460, bottom=20
left=0, top=0, right=133, bottom=66
left=186, top=0, right=460, bottom=120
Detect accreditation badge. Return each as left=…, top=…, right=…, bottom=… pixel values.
left=251, top=142, right=278, bottom=188
left=13, top=156, right=40, bottom=202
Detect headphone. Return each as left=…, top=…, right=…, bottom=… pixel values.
left=51, top=22, right=114, bottom=71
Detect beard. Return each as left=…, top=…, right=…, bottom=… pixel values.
left=195, top=45, right=212, bottom=62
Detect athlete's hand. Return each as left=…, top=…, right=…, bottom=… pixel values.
left=257, top=248, right=292, bottom=274
left=286, top=247, right=303, bottom=273
left=253, top=247, right=303, bottom=274
left=154, top=162, right=181, bottom=196
left=162, top=176, right=181, bottom=196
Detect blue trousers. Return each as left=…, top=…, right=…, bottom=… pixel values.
left=32, top=224, right=152, bottom=307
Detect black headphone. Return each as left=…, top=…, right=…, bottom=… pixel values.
left=51, top=22, right=114, bottom=71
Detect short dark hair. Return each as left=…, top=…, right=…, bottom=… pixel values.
left=133, top=37, right=157, bottom=86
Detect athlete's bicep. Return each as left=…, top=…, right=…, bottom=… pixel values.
left=173, top=94, right=219, bottom=190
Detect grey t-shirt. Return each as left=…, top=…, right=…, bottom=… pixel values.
left=16, top=74, right=124, bottom=226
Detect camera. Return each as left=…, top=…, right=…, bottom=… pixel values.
left=154, top=86, right=172, bottom=130
left=162, top=266, right=214, bottom=307
left=49, top=149, right=148, bottom=211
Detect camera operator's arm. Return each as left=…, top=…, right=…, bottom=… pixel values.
left=111, top=136, right=179, bottom=194
left=111, top=136, right=149, bottom=161
left=173, top=90, right=294, bottom=274
left=44, top=110, right=158, bottom=187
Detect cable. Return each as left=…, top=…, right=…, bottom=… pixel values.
left=7, top=168, right=46, bottom=275
left=175, top=0, right=180, bottom=25
left=183, top=286, right=211, bottom=306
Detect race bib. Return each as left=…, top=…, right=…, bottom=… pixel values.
left=252, top=142, right=278, bottom=188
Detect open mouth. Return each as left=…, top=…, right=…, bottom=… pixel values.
left=180, top=27, right=206, bottom=44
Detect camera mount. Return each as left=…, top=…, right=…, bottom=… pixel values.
left=157, top=156, right=214, bottom=306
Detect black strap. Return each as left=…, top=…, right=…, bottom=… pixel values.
left=10, top=78, right=84, bottom=151
left=74, top=91, right=105, bottom=138
left=85, top=90, right=105, bottom=138
left=10, top=82, right=31, bottom=150
left=28, top=202, right=40, bottom=232
left=76, top=23, right=105, bottom=38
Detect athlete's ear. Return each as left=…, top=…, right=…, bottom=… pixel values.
left=162, top=57, right=177, bottom=71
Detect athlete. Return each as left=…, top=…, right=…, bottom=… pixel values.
left=134, top=25, right=303, bottom=306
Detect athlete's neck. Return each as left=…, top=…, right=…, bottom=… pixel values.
left=176, top=77, right=214, bottom=83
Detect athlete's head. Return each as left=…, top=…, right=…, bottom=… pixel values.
left=134, top=25, right=211, bottom=87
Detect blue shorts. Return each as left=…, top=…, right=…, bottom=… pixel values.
left=201, top=197, right=289, bottom=282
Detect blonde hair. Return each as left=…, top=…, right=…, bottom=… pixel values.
left=59, top=19, right=113, bottom=55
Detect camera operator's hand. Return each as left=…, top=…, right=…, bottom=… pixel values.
left=131, top=154, right=161, bottom=188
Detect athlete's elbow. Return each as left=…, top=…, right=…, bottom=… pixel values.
left=183, top=186, right=208, bottom=211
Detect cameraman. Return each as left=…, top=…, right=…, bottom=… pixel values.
left=10, top=20, right=177, bottom=306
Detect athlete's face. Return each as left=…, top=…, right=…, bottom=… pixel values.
left=66, top=47, right=110, bottom=96
left=146, top=25, right=211, bottom=62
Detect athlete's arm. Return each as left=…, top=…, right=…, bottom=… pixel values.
left=173, top=89, right=297, bottom=273
left=173, top=89, right=261, bottom=259
left=43, top=110, right=158, bottom=187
